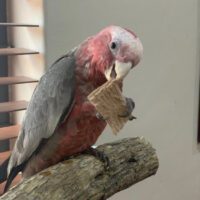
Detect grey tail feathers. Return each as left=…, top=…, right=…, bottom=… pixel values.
left=0, top=157, right=26, bottom=193
left=3, top=162, right=26, bottom=193
left=3, top=139, right=47, bottom=193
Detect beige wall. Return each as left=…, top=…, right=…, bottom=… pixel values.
left=7, top=0, right=45, bottom=124
left=44, top=0, right=200, bottom=199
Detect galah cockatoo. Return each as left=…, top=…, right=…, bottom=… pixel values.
left=0, top=25, right=143, bottom=192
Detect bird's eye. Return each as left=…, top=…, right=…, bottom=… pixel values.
left=110, top=42, right=117, bottom=50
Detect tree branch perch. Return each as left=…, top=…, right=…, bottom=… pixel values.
left=0, top=137, right=159, bottom=200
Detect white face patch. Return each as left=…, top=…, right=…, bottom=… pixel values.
left=111, top=26, right=143, bottom=61
left=104, top=26, right=143, bottom=81
left=104, top=61, right=132, bottom=80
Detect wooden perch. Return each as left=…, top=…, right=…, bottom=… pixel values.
left=0, top=137, right=159, bottom=200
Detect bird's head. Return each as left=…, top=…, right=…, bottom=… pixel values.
left=76, top=25, right=143, bottom=84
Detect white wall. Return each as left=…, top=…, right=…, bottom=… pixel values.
left=44, top=1, right=200, bottom=199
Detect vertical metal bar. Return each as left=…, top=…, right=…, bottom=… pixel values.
left=197, top=0, right=200, bottom=143
left=0, top=0, right=9, bottom=151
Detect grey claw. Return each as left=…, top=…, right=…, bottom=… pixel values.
left=129, top=115, right=137, bottom=121
left=118, top=111, right=130, bottom=118
left=118, top=97, right=136, bottom=120
left=126, top=97, right=135, bottom=111
left=84, top=147, right=110, bottom=169
left=118, top=113, right=137, bottom=120
left=96, top=112, right=108, bottom=121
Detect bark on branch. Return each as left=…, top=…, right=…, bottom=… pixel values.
left=0, top=137, right=159, bottom=200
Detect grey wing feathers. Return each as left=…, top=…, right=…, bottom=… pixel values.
left=8, top=51, right=76, bottom=174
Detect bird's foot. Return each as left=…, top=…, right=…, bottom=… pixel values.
left=84, top=147, right=110, bottom=169
left=118, top=97, right=136, bottom=120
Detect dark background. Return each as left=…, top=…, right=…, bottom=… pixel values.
left=0, top=0, right=9, bottom=151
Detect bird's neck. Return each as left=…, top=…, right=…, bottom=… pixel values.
left=75, top=38, right=109, bottom=89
